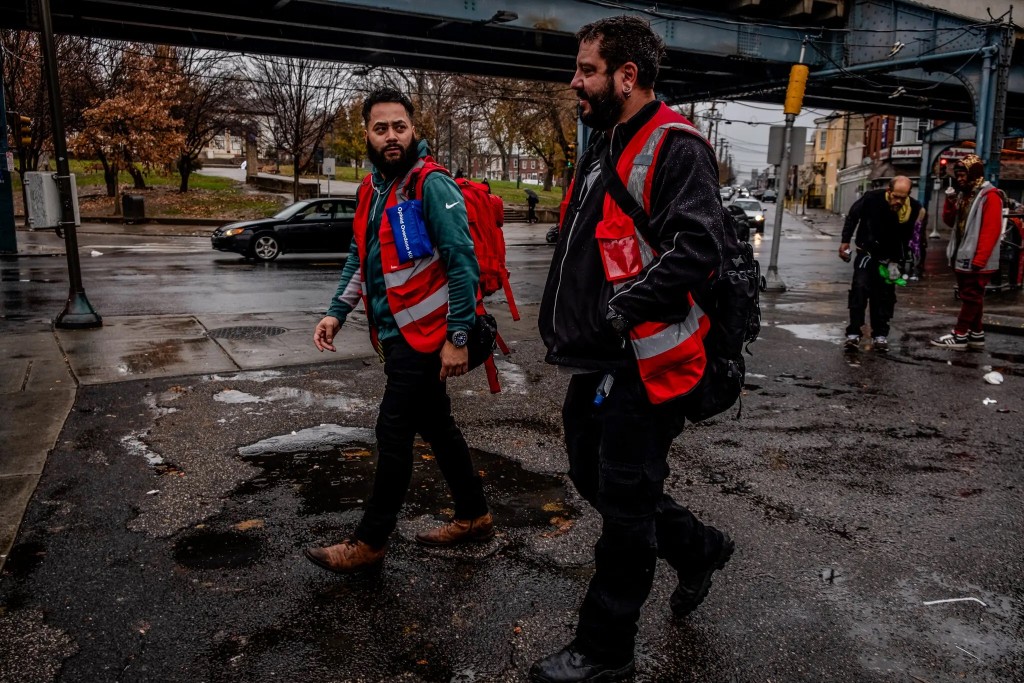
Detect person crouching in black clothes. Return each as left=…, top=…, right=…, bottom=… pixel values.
left=839, top=175, right=922, bottom=353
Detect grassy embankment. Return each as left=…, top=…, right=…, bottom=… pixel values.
left=10, top=161, right=565, bottom=219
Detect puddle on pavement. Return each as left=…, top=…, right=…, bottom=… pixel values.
left=173, top=530, right=263, bottom=569
left=775, top=323, right=845, bottom=343
left=911, top=352, right=1024, bottom=377
left=117, top=339, right=200, bottom=375
left=236, top=438, right=573, bottom=528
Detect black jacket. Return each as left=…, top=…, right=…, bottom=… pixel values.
left=841, top=188, right=921, bottom=262
left=538, top=100, right=725, bottom=370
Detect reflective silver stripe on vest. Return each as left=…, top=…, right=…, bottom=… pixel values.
left=383, top=249, right=441, bottom=288
left=626, top=122, right=706, bottom=203
left=392, top=282, right=450, bottom=328
left=338, top=271, right=363, bottom=307
left=630, top=302, right=705, bottom=360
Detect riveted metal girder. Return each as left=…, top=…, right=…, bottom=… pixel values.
left=0, top=0, right=1020, bottom=128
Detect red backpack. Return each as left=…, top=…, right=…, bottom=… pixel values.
left=405, top=167, right=520, bottom=322
left=404, top=162, right=520, bottom=392
left=454, top=178, right=520, bottom=320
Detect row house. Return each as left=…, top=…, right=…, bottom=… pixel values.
left=469, top=152, right=548, bottom=184
left=805, top=112, right=1024, bottom=217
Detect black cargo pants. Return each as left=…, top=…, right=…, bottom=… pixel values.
left=562, top=366, right=719, bottom=663
left=846, top=252, right=897, bottom=338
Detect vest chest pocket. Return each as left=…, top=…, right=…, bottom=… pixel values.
left=595, top=216, right=643, bottom=283
left=381, top=199, right=434, bottom=271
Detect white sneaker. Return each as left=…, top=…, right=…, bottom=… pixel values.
left=872, top=336, right=889, bottom=353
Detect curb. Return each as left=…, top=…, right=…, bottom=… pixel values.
left=984, top=314, right=1024, bottom=337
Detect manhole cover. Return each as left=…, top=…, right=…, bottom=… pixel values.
left=207, top=325, right=288, bottom=340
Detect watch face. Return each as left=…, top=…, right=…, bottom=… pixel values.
left=451, top=330, right=468, bottom=347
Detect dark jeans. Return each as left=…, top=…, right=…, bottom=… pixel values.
left=353, top=338, right=489, bottom=548
left=846, top=253, right=896, bottom=338
left=955, top=271, right=992, bottom=334
left=563, top=367, right=719, bottom=662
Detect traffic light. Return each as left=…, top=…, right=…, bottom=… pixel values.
left=566, top=142, right=576, bottom=170
left=10, top=114, right=32, bottom=148
left=938, top=157, right=948, bottom=176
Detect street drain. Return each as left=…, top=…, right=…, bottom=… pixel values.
left=236, top=440, right=575, bottom=528
left=207, top=325, right=288, bottom=340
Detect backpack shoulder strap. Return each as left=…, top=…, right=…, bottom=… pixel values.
left=625, top=122, right=713, bottom=211
left=602, top=121, right=715, bottom=245
left=401, top=158, right=450, bottom=202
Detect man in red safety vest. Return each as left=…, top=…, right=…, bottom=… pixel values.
left=534, top=16, right=734, bottom=683
left=305, top=89, right=493, bottom=574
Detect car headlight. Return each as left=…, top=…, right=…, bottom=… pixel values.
left=754, top=215, right=765, bottom=222
left=223, top=227, right=246, bottom=237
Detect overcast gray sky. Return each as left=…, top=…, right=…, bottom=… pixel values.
left=690, top=100, right=833, bottom=184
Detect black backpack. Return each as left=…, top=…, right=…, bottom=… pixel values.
left=681, top=206, right=763, bottom=421
left=600, top=148, right=763, bottom=422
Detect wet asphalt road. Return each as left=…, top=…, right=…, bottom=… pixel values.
left=2, top=211, right=1023, bottom=682
left=0, top=231, right=553, bottom=319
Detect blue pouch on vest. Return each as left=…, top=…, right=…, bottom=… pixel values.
left=386, top=199, right=433, bottom=264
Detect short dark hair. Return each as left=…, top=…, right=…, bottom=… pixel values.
left=575, top=15, right=666, bottom=89
left=362, top=88, right=415, bottom=125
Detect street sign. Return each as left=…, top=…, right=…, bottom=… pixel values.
left=322, top=157, right=336, bottom=176
left=767, top=126, right=807, bottom=166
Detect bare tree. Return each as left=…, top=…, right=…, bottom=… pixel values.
left=170, top=48, right=243, bottom=192
left=519, top=82, right=578, bottom=191
left=1, top=30, right=100, bottom=172
left=238, top=55, right=351, bottom=201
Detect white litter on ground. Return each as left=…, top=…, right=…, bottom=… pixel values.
left=121, top=432, right=165, bottom=466
left=239, top=424, right=376, bottom=456
left=205, top=370, right=284, bottom=383
left=493, top=358, right=528, bottom=394
left=214, top=389, right=262, bottom=404
left=922, top=597, right=988, bottom=607
left=983, top=398, right=998, bottom=405
left=983, top=371, right=1004, bottom=385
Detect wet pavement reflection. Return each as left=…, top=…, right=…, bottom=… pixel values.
left=236, top=439, right=572, bottom=528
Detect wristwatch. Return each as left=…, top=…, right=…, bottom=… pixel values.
left=606, top=309, right=630, bottom=334
left=447, top=329, right=469, bottom=348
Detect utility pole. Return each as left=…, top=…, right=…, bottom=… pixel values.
left=984, top=22, right=1015, bottom=183
left=765, top=41, right=809, bottom=293
left=39, top=0, right=101, bottom=328
left=0, top=48, right=17, bottom=254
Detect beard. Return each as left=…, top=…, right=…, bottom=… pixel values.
left=366, top=136, right=418, bottom=179
left=577, top=77, right=625, bottom=130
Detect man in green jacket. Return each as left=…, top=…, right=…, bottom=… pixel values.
left=305, top=89, right=493, bottom=574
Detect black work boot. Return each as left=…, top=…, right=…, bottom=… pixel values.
left=529, top=645, right=635, bottom=683
left=670, top=530, right=735, bottom=619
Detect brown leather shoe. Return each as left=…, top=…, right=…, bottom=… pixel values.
left=415, top=513, right=495, bottom=547
left=303, top=538, right=385, bottom=573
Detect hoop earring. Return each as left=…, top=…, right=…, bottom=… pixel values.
left=624, top=88, right=631, bottom=98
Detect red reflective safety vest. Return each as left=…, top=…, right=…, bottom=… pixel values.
left=353, top=157, right=450, bottom=354
left=599, top=103, right=713, bottom=404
